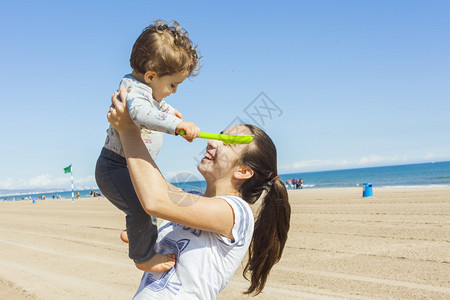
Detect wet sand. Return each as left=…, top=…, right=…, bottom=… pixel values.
left=1, top=187, right=449, bottom=299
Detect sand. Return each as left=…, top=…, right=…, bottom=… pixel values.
left=0, top=187, right=449, bottom=299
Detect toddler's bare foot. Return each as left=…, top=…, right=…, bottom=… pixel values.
left=120, top=230, right=129, bottom=243
left=136, top=253, right=176, bottom=273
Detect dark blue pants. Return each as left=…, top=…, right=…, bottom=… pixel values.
left=95, top=147, right=156, bottom=264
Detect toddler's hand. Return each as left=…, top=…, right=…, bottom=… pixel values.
left=176, top=121, right=201, bottom=142
left=174, top=109, right=183, bottom=119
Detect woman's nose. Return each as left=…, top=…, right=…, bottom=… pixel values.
left=207, top=139, right=222, bottom=149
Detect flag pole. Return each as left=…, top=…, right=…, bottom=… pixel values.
left=71, top=164, right=74, bottom=202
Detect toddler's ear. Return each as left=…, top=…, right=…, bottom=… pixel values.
left=144, top=71, right=157, bottom=83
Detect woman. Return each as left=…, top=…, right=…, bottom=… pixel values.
left=108, top=89, right=291, bottom=299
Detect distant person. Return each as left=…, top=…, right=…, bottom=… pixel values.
left=95, top=20, right=201, bottom=273
left=299, top=178, right=304, bottom=189
left=286, top=178, right=292, bottom=189
left=75, top=192, right=80, bottom=199
left=292, top=178, right=298, bottom=189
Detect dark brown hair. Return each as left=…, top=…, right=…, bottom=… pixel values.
left=239, top=125, right=291, bottom=295
left=130, top=20, right=200, bottom=77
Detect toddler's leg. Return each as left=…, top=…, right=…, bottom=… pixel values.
left=120, top=230, right=129, bottom=243
left=95, top=149, right=165, bottom=270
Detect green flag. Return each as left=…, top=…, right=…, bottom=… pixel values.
left=64, top=165, right=72, bottom=174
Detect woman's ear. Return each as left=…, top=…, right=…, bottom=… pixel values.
left=234, top=166, right=254, bottom=180
left=144, top=71, right=157, bottom=83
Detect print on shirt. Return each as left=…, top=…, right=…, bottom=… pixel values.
left=140, top=128, right=153, bottom=144
left=155, top=113, right=167, bottom=121
left=174, top=223, right=202, bottom=237
left=144, top=238, right=190, bottom=295
left=143, top=93, right=151, bottom=101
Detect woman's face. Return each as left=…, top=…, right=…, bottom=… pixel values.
left=197, top=125, right=253, bottom=180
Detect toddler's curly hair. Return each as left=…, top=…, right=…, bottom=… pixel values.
left=130, top=20, right=200, bottom=77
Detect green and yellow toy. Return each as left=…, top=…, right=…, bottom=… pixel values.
left=179, top=130, right=254, bottom=144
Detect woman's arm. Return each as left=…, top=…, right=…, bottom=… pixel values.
left=108, top=90, right=235, bottom=239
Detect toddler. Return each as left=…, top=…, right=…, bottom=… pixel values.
left=95, top=20, right=200, bottom=272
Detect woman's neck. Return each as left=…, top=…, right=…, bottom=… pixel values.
left=204, top=177, right=240, bottom=198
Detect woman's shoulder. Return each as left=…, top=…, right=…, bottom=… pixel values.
left=215, top=195, right=252, bottom=218
left=215, top=196, right=254, bottom=246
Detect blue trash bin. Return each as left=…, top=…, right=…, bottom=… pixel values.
left=362, top=183, right=373, bottom=197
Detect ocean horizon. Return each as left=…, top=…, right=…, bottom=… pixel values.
left=172, top=161, right=450, bottom=193
left=2, top=161, right=449, bottom=201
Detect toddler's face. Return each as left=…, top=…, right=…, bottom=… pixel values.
left=149, top=71, right=188, bottom=102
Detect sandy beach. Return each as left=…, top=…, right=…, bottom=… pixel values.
left=1, top=187, right=449, bottom=299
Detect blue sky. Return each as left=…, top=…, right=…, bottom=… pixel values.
left=1, top=0, right=449, bottom=191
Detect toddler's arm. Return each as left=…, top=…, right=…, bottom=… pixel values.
left=160, top=101, right=182, bottom=119
left=126, top=90, right=182, bottom=135
left=173, top=109, right=183, bottom=119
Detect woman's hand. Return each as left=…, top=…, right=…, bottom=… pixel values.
left=107, top=88, right=139, bottom=134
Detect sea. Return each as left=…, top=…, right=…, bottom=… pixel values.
left=170, top=161, right=450, bottom=193
left=1, top=161, right=449, bottom=201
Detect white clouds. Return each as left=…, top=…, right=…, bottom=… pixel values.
left=424, top=152, right=440, bottom=160
left=359, top=155, right=383, bottom=164
left=2, top=153, right=446, bottom=191
left=0, top=178, right=21, bottom=189
left=291, top=159, right=340, bottom=170
left=422, top=152, right=450, bottom=162
left=0, top=174, right=97, bottom=190
left=75, top=175, right=96, bottom=185
left=282, top=155, right=411, bottom=173
left=28, top=174, right=54, bottom=187
left=424, top=153, right=434, bottom=160
left=358, top=155, right=407, bottom=165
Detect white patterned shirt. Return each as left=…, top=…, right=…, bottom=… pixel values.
left=133, top=196, right=254, bottom=300
left=104, top=74, right=182, bottom=159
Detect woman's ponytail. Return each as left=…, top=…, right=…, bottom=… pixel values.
left=243, top=177, right=290, bottom=295
left=238, top=125, right=291, bottom=295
